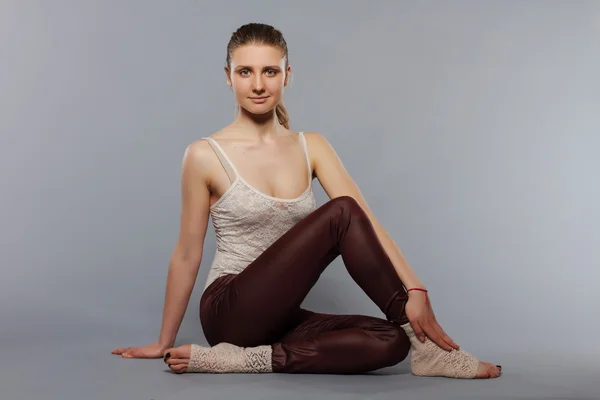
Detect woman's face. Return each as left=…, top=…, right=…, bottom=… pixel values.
left=226, top=44, right=290, bottom=115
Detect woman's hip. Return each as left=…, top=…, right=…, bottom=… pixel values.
left=200, top=273, right=300, bottom=347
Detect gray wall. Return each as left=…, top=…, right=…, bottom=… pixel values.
left=2, top=0, right=598, bottom=362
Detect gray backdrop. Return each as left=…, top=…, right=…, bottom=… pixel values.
left=2, top=1, right=599, bottom=399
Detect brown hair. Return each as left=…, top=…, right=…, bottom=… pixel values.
left=226, top=23, right=291, bottom=129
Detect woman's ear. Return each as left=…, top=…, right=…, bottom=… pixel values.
left=224, top=67, right=232, bottom=87
left=284, top=65, right=292, bottom=87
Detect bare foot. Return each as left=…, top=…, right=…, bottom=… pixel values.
left=163, top=344, right=192, bottom=374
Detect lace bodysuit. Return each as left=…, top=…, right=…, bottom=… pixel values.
left=201, top=132, right=318, bottom=290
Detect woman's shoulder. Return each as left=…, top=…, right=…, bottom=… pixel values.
left=182, top=129, right=231, bottom=175
left=302, top=131, right=333, bottom=154
left=185, top=126, right=234, bottom=153
left=196, top=126, right=232, bottom=142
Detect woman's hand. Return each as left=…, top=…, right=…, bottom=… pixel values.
left=111, top=341, right=170, bottom=359
left=404, top=291, right=460, bottom=352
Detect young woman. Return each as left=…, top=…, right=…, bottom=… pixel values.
left=112, top=23, right=501, bottom=379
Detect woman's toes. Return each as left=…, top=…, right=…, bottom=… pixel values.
left=494, top=365, right=502, bottom=377
left=170, top=344, right=192, bottom=360
left=164, top=344, right=192, bottom=373
left=168, top=363, right=188, bottom=374
left=475, top=362, right=502, bottom=379
left=488, top=363, right=501, bottom=378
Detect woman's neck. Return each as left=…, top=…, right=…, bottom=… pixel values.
left=231, top=108, right=287, bottom=141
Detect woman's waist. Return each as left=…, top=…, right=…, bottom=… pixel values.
left=212, top=246, right=260, bottom=264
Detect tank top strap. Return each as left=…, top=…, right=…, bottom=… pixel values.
left=202, top=137, right=238, bottom=184
left=298, top=131, right=312, bottom=182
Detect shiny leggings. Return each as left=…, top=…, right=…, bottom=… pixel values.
left=199, top=196, right=411, bottom=374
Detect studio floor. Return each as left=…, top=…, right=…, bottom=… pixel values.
left=3, top=336, right=598, bottom=400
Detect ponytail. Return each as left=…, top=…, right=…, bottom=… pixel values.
left=276, top=102, right=290, bottom=129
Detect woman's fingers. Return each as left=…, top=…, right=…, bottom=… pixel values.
left=123, top=348, right=138, bottom=357
left=409, top=320, right=427, bottom=343
left=439, top=327, right=460, bottom=350
left=431, top=316, right=460, bottom=350
left=421, top=321, right=454, bottom=351
left=112, top=347, right=131, bottom=355
left=422, top=302, right=458, bottom=351
left=433, top=315, right=460, bottom=350
left=120, top=347, right=137, bottom=357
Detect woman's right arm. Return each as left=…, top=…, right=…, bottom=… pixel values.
left=157, top=142, right=212, bottom=348
left=112, top=142, right=212, bottom=358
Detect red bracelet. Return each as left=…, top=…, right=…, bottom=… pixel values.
left=407, top=288, right=428, bottom=293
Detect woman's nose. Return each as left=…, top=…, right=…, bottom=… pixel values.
left=253, top=77, right=264, bottom=91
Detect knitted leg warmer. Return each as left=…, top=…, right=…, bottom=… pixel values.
left=187, top=342, right=273, bottom=373
left=401, top=323, right=479, bottom=378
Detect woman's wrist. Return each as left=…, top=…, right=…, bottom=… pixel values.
left=407, top=287, right=428, bottom=297
left=158, top=337, right=175, bottom=348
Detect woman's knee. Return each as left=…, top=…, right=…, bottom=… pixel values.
left=380, top=325, right=411, bottom=366
left=328, top=195, right=360, bottom=209
left=356, top=318, right=410, bottom=367
left=324, top=196, right=367, bottom=220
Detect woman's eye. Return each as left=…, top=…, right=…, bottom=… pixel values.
left=239, top=70, right=276, bottom=76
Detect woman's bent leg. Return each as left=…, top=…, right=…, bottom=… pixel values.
left=272, top=309, right=410, bottom=374
left=183, top=197, right=498, bottom=378
left=200, top=196, right=409, bottom=348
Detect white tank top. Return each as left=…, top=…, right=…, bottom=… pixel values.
left=201, top=132, right=318, bottom=290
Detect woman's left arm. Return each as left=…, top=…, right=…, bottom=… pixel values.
left=307, top=132, right=459, bottom=351
left=307, top=132, right=424, bottom=290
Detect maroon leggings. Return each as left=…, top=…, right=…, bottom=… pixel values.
left=199, top=196, right=411, bottom=374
